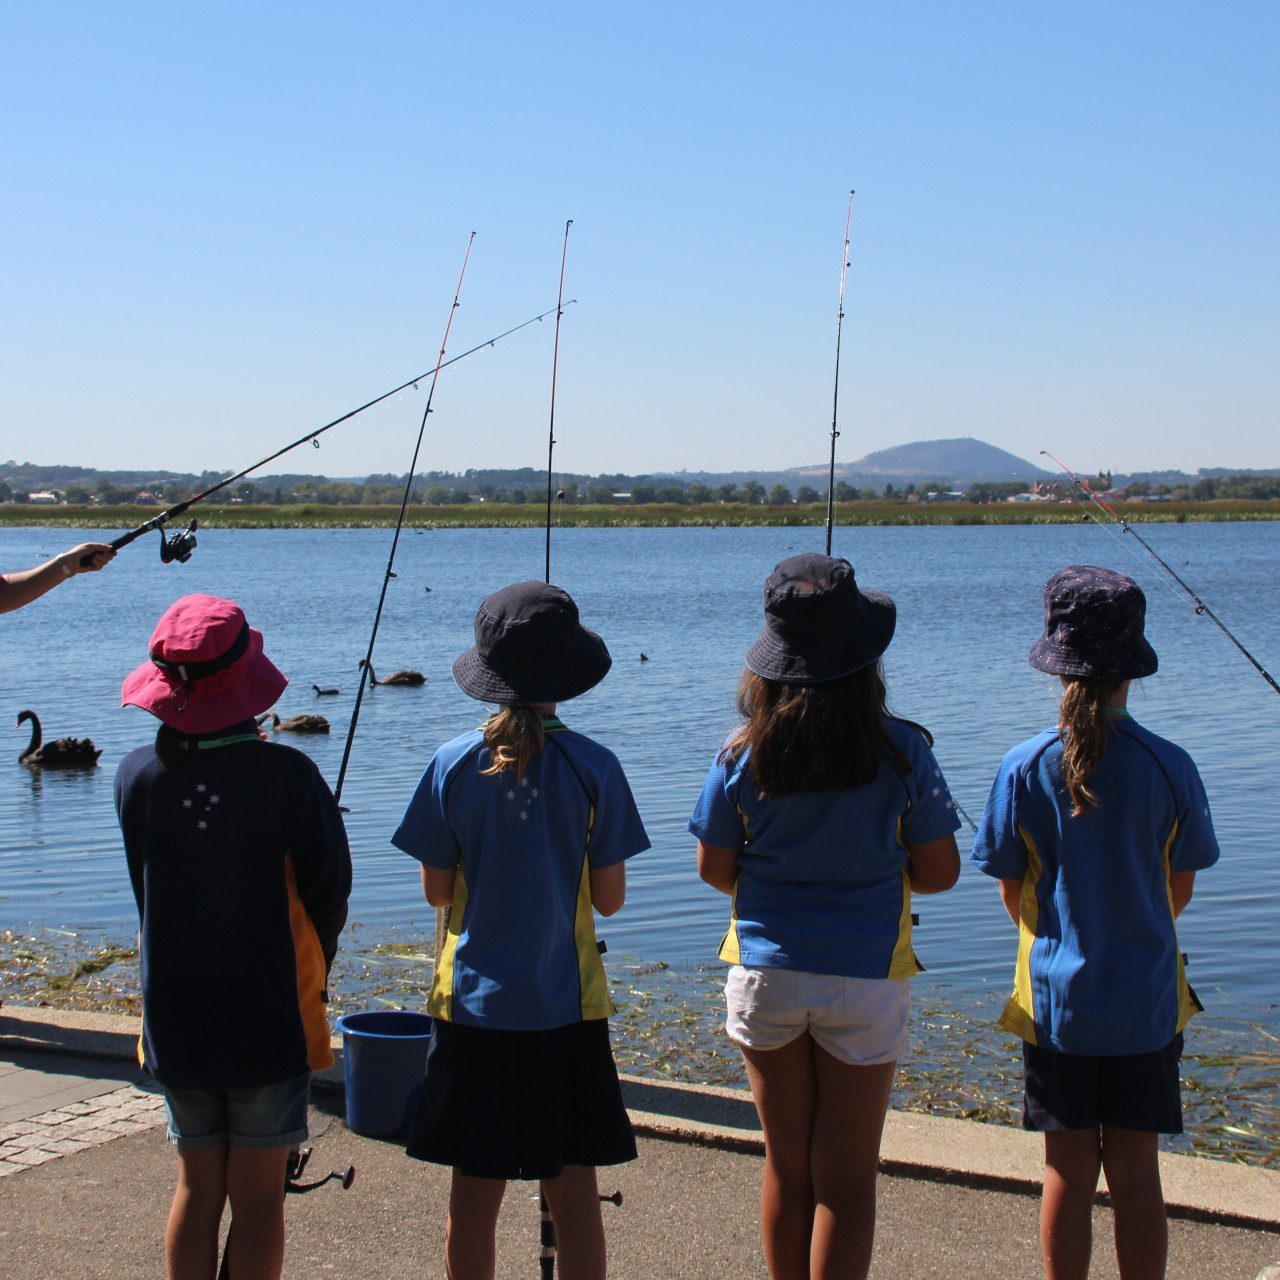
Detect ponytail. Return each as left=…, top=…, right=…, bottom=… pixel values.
left=1058, top=679, right=1120, bottom=816
left=480, top=706, right=545, bottom=783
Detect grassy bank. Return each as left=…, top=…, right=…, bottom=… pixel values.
left=3, top=499, right=1280, bottom=531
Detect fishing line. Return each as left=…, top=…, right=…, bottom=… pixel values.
left=1042, top=450, right=1280, bottom=697
left=544, top=220, right=572, bottom=583
left=334, top=234, right=478, bottom=805
left=825, top=190, right=854, bottom=557
left=83, top=300, right=574, bottom=568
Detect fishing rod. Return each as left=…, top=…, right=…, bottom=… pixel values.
left=334, top=234, right=478, bottom=805
left=544, top=220, right=572, bottom=583
left=80, top=299, right=575, bottom=568
left=1042, top=450, right=1280, bottom=697
left=825, top=190, right=854, bottom=556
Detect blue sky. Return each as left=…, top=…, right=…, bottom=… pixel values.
left=2, top=2, right=1276, bottom=479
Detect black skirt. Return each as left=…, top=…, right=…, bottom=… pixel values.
left=405, top=1017, right=637, bottom=1180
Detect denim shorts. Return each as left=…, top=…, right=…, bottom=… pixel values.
left=162, top=1072, right=311, bottom=1149
left=724, top=965, right=910, bottom=1066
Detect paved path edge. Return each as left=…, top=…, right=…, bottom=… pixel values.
left=4, top=1003, right=1277, bottom=1233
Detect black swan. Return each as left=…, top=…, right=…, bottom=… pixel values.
left=312, top=684, right=340, bottom=696
left=16, top=710, right=102, bottom=766
left=358, top=659, right=426, bottom=687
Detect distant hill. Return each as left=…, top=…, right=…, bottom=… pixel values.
left=842, top=437, right=1052, bottom=486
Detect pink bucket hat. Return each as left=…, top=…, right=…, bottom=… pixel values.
left=121, top=594, right=287, bottom=733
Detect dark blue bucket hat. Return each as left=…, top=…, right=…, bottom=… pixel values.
left=745, top=553, right=896, bottom=685
left=1028, top=565, right=1158, bottom=681
left=452, top=581, right=612, bottom=704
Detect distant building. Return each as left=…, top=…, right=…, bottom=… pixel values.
left=27, top=491, right=60, bottom=504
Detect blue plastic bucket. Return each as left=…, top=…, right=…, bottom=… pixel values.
left=335, top=1010, right=433, bottom=1139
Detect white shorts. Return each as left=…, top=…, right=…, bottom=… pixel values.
left=724, top=965, right=910, bottom=1066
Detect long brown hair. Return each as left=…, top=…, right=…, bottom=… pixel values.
left=1058, top=678, right=1121, bottom=816
left=720, top=663, right=920, bottom=798
left=480, top=706, right=546, bottom=783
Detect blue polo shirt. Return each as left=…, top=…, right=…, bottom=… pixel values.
left=688, top=719, right=961, bottom=979
left=393, top=719, right=650, bottom=1031
left=970, top=714, right=1220, bottom=1056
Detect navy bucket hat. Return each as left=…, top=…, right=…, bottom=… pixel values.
left=744, top=553, right=896, bottom=685
left=1028, top=565, right=1158, bottom=681
left=452, top=581, right=612, bottom=704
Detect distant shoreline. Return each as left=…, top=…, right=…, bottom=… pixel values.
left=2, top=499, right=1278, bottom=531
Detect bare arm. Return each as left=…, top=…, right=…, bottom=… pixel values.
left=998, top=878, right=1023, bottom=926
left=0, top=544, right=114, bottom=615
left=422, top=864, right=456, bottom=908
left=906, top=834, right=960, bottom=894
left=590, top=862, right=626, bottom=917
left=1169, top=869, right=1196, bottom=918
left=697, top=841, right=741, bottom=896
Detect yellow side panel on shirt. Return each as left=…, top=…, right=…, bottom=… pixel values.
left=576, top=803, right=616, bottom=1020
left=285, top=856, right=335, bottom=1071
left=715, top=803, right=749, bottom=965
left=1160, top=819, right=1203, bottom=1032
left=998, top=824, right=1043, bottom=1046
left=888, top=817, right=923, bottom=978
left=428, top=867, right=469, bottom=1023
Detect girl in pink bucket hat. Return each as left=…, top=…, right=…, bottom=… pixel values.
left=116, top=594, right=351, bottom=1280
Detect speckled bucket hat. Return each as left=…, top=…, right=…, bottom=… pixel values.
left=452, top=581, right=611, bottom=704
left=1028, top=565, right=1158, bottom=681
left=121, top=594, right=287, bottom=732
left=744, top=553, right=896, bottom=685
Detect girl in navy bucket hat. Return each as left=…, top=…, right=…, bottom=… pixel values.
left=392, top=581, right=649, bottom=1279
left=689, top=554, right=961, bottom=1279
left=971, top=566, right=1220, bottom=1280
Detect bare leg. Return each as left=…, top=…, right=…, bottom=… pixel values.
left=1042, top=1129, right=1102, bottom=1280
left=224, top=1145, right=291, bottom=1280
left=541, top=1165, right=606, bottom=1280
left=742, top=1034, right=818, bottom=1280
left=1100, top=1127, right=1167, bottom=1280
left=166, top=1146, right=228, bottom=1280
left=808, top=1051, right=895, bottom=1280
left=445, top=1171, right=507, bottom=1280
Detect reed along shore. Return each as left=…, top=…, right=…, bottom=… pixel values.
left=4, top=499, right=1279, bottom=531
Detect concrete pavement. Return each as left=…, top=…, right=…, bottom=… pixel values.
left=2, top=1005, right=1277, bottom=1278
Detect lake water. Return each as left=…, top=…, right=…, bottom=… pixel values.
left=2, top=520, right=1278, bottom=1031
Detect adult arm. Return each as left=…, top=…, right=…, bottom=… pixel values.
left=590, top=862, right=625, bottom=916
left=906, top=834, right=960, bottom=894
left=697, top=841, right=741, bottom=895
left=998, top=878, right=1023, bottom=926
left=1169, top=869, right=1195, bottom=917
left=0, top=544, right=114, bottom=614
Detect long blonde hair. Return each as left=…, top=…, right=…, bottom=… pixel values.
left=1058, top=678, right=1121, bottom=816
left=480, top=706, right=545, bottom=783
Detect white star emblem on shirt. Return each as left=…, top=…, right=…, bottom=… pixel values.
left=197, top=820, right=208, bottom=830
left=182, top=799, right=193, bottom=809
left=932, top=787, right=941, bottom=797
left=519, top=810, right=528, bottom=821
left=506, top=789, right=516, bottom=800
left=195, top=783, right=207, bottom=794
left=530, top=787, right=539, bottom=799
left=209, top=795, right=220, bottom=806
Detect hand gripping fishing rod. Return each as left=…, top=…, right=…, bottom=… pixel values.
left=334, top=234, right=477, bottom=806
left=80, top=299, right=574, bottom=568
left=825, top=190, right=854, bottom=556
left=544, top=219, right=572, bottom=583
left=1042, top=450, right=1280, bottom=697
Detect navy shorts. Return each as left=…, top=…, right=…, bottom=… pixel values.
left=162, top=1072, right=311, bottom=1149
left=406, top=1017, right=637, bottom=1180
left=1022, top=1033, right=1184, bottom=1134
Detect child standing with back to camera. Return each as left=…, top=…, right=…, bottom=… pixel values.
left=691, top=554, right=961, bottom=1280
left=972, top=566, right=1220, bottom=1280
left=392, top=581, right=650, bottom=1280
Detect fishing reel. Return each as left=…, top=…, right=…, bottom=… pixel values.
left=158, top=518, right=199, bottom=564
